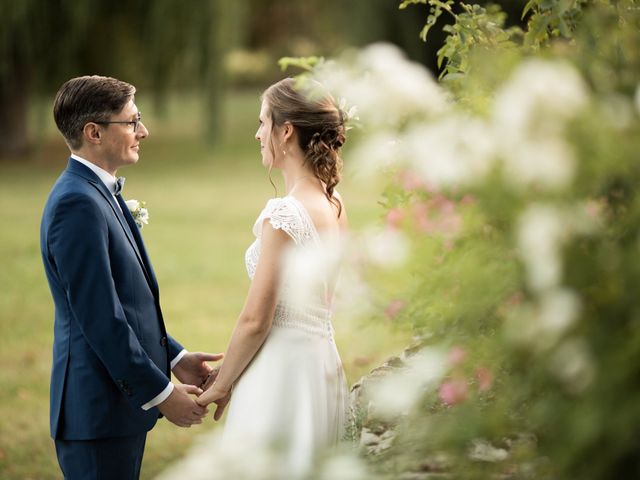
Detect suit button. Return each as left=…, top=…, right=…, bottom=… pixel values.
left=160, top=336, right=167, bottom=347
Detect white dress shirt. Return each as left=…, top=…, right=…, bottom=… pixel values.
left=70, top=154, right=186, bottom=410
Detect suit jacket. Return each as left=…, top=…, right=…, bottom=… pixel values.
left=40, top=158, right=183, bottom=440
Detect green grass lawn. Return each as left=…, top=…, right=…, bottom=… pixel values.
left=0, top=90, right=410, bottom=479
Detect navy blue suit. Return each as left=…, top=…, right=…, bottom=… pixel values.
left=40, top=158, right=183, bottom=478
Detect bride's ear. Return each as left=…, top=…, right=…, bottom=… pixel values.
left=282, top=121, right=295, bottom=143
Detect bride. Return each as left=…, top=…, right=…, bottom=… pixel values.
left=196, top=78, right=349, bottom=476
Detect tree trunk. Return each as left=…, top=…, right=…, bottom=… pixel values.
left=203, top=0, right=227, bottom=146
left=0, top=63, right=30, bottom=158
left=203, top=0, right=248, bottom=145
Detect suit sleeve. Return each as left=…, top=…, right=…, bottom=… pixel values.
left=168, top=334, right=184, bottom=362
left=47, top=193, right=169, bottom=408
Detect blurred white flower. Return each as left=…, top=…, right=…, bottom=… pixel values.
left=493, top=59, right=588, bottom=191
left=517, top=202, right=599, bottom=292
left=549, top=338, right=596, bottom=394
left=358, top=43, right=448, bottom=116
left=281, top=237, right=344, bottom=308
left=599, top=93, right=634, bottom=130
left=493, top=59, right=588, bottom=136
left=368, top=348, right=446, bottom=419
left=319, top=451, right=370, bottom=480
left=406, top=115, right=496, bottom=188
left=316, top=43, right=448, bottom=130
left=332, top=262, right=374, bottom=318
left=157, top=430, right=282, bottom=480
left=517, top=204, right=568, bottom=292
left=362, top=227, right=409, bottom=268
left=505, top=288, right=580, bottom=351
left=502, top=136, right=576, bottom=190
left=350, top=131, right=403, bottom=178
left=537, top=288, right=581, bottom=335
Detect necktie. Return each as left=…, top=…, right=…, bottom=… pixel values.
left=114, top=176, right=125, bottom=195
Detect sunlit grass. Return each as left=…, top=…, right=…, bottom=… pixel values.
left=0, top=90, right=411, bottom=479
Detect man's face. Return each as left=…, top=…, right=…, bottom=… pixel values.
left=100, top=99, right=148, bottom=170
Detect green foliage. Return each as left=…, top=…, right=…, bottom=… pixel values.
left=400, top=0, right=455, bottom=43
left=522, top=0, right=588, bottom=47
left=402, top=0, right=523, bottom=79
left=288, top=0, right=640, bottom=478
left=402, top=0, right=591, bottom=79
left=278, top=56, right=325, bottom=72
left=438, top=3, right=522, bottom=77
left=355, top=0, right=640, bottom=478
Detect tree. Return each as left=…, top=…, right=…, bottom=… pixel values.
left=0, top=0, right=243, bottom=157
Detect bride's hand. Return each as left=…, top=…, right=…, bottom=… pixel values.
left=196, top=383, right=232, bottom=420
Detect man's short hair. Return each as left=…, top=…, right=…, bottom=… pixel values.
left=53, top=75, right=136, bottom=150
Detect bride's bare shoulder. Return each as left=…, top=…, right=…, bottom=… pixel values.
left=332, top=190, right=348, bottom=229
left=290, top=189, right=347, bottom=232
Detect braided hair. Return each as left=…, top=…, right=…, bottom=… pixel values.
left=263, top=78, right=346, bottom=217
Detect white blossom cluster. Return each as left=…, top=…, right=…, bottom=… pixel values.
left=156, top=429, right=371, bottom=480
left=317, top=43, right=590, bottom=192
left=316, top=44, right=601, bottom=397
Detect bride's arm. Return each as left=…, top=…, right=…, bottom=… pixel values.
left=197, top=220, right=290, bottom=408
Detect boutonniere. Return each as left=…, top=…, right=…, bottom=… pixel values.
left=125, top=199, right=149, bottom=228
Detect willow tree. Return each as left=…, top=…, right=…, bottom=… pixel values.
left=0, top=0, right=243, bottom=157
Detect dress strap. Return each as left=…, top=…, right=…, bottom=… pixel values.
left=253, top=197, right=318, bottom=246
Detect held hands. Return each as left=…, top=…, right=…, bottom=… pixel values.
left=196, top=383, right=232, bottom=421
left=172, top=351, right=224, bottom=387
left=160, top=351, right=224, bottom=428
left=157, top=383, right=208, bottom=428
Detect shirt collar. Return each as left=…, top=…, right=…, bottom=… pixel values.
left=70, top=154, right=118, bottom=195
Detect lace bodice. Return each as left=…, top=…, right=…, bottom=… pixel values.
left=245, top=196, right=336, bottom=337
left=245, top=196, right=320, bottom=279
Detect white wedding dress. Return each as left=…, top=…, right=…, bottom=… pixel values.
left=221, top=196, right=348, bottom=477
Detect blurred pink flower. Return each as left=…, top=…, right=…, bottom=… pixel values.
left=460, top=194, right=476, bottom=206
left=384, top=299, right=406, bottom=319
left=438, top=379, right=468, bottom=405
left=448, top=346, right=467, bottom=365
left=386, top=208, right=404, bottom=229
left=585, top=199, right=603, bottom=218
left=397, top=170, right=426, bottom=191
left=413, top=201, right=432, bottom=232
left=413, top=197, right=462, bottom=237
left=508, top=291, right=524, bottom=306
left=476, top=367, right=493, bottom=392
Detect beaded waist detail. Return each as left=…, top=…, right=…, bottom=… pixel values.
left=272, top=302, right=334, bottom=339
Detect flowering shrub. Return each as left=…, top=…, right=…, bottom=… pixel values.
left=298, top=0, right=640, bottom=478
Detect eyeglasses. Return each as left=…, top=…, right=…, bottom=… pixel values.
left=94, top=112, right=142, bottom=132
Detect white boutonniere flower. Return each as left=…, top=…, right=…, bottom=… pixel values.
left=125, top=199, right=149, bottom=228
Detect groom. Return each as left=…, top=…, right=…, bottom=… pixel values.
left=40, top=75, right=220, bottom=479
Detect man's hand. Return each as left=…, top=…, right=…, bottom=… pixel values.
left=172, top=352, right=223, bottom=387
left=157, top=383, right=208, bottom=428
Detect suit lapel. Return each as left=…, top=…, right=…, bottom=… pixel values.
left=65, top=159, right=157, bottom=293
left=115, top=194, right=160, bottom=294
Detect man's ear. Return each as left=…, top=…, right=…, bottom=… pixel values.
left=83, top=123, right=101, bottom=145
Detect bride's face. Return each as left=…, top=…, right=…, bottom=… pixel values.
left=256, top=99, right=277, bottom=168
